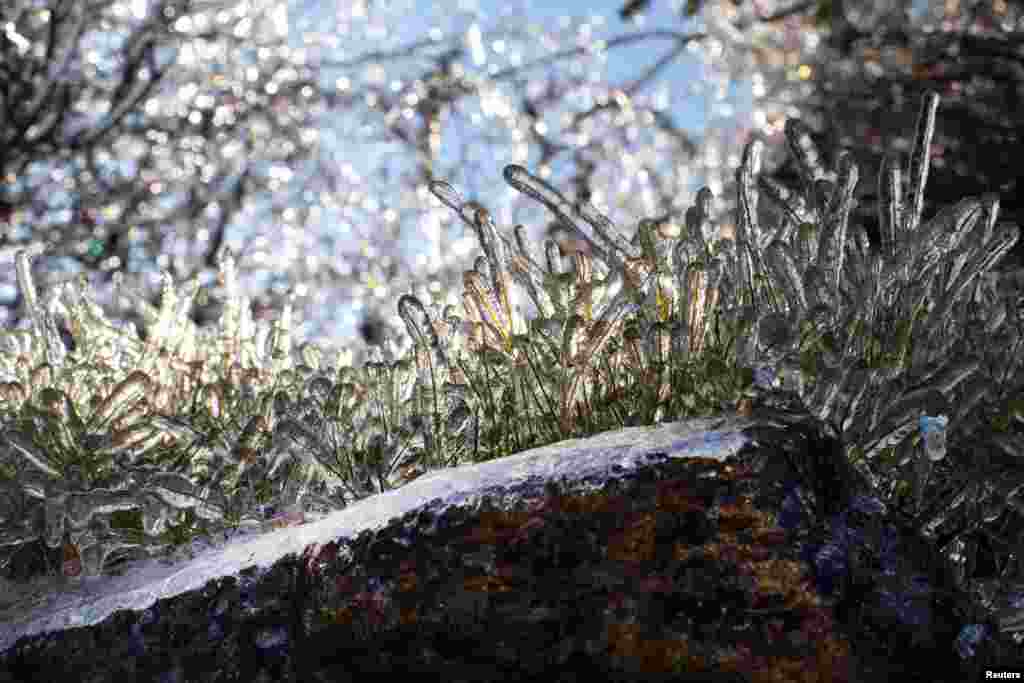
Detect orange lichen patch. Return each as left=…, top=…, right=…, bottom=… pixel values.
left=785, top=583, right=824, bottom=611
left=298, top=462, right=860, bottom=677
left=753, top=657, right=827, bottom=683
left=398, top=605, right=419, bottom=627
left=718, top=496, right=771, bottom=533
left=715, top=645, right=748, bottom=671
left=436, top=464, right=728, bottom=554
left=62, top=539, right=82, bottom=578
left=463, top=574, right=512, bottom=593
left=605, top=620, right=848, bottom=679
left=549, top=489, right=631, bottom=516
left=718, top=640, right=852, bottom=683
left=746, top=559, right=821, bottom=610
left=606, top=511, right=658, bottom=562
left=814, top=637, right=852, bottom=682
left=606, top=623, right=709, bottom=673
left=466, top=508, right=535, bottom=545
left=606, top=622, right=642, bottom=658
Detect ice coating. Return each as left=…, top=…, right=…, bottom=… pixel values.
left=1, top=88, right=1023, bottom=658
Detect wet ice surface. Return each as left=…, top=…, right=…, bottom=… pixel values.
left=0, top=414, right=754, bottom=654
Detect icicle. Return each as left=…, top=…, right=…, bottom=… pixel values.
left=758, top=175, right=811, bottom=232
left=216, top=247, right=242, bottom=368
left=784, top=117, right=830, bottom=189
left=734, top=138, right=766, bottom=313
left=905, top=91, right=941, bottom=235
left=511, top=223, right=550, bottom=286
left=503, top=164, right=639, bottom=268
left=684, top=265, right=712, bottom=355
left=876, top=152, right=901, bottom=262
left=817, top=152, right=858, bottom=303
left=429, top=180, right=526, bottom=274
left=471, top=206, right=525, bottom=337
left=398, top=294, right=452, bottom=386
left=509, top=252, right=556, bottom=322
left=764, top=240, right=808, bottom=314
left=15, top=247, right=67, bottom=368
left=673, top=238, right=700, bottom=325
left=270, top=291, right=296, bottom=377
left=462, top=270, right=511, bottom=351
left=913, top=199, right=982, bottom=282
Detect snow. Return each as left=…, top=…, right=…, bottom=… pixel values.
left=0, top=413, right=754, bottom=654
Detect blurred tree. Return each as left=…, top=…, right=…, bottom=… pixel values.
left=0, top=0, right=326, bottom=333
left=761, top=0, right=1024, bottom=271
left=0, top=0, right=830, bottom=366
left=605, top=0, right=837, bottom=237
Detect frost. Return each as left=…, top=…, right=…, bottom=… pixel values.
left=0, top=90, right=1022, bottom=642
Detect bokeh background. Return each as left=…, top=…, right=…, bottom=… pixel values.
left=2, top=0, right=1019, bottom=367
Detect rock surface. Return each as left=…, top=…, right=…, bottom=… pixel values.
left=0, top=403, right=1017, bottom=681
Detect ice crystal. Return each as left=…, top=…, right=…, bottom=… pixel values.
left=0, top=92, right=1022, bottom=645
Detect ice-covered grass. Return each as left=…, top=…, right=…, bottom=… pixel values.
left=0, top=89, right=1022, bottom=653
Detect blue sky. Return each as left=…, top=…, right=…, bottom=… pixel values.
left=517, top=0, right=701, bottom=81
left=266, top=0, right=758, bottom=349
